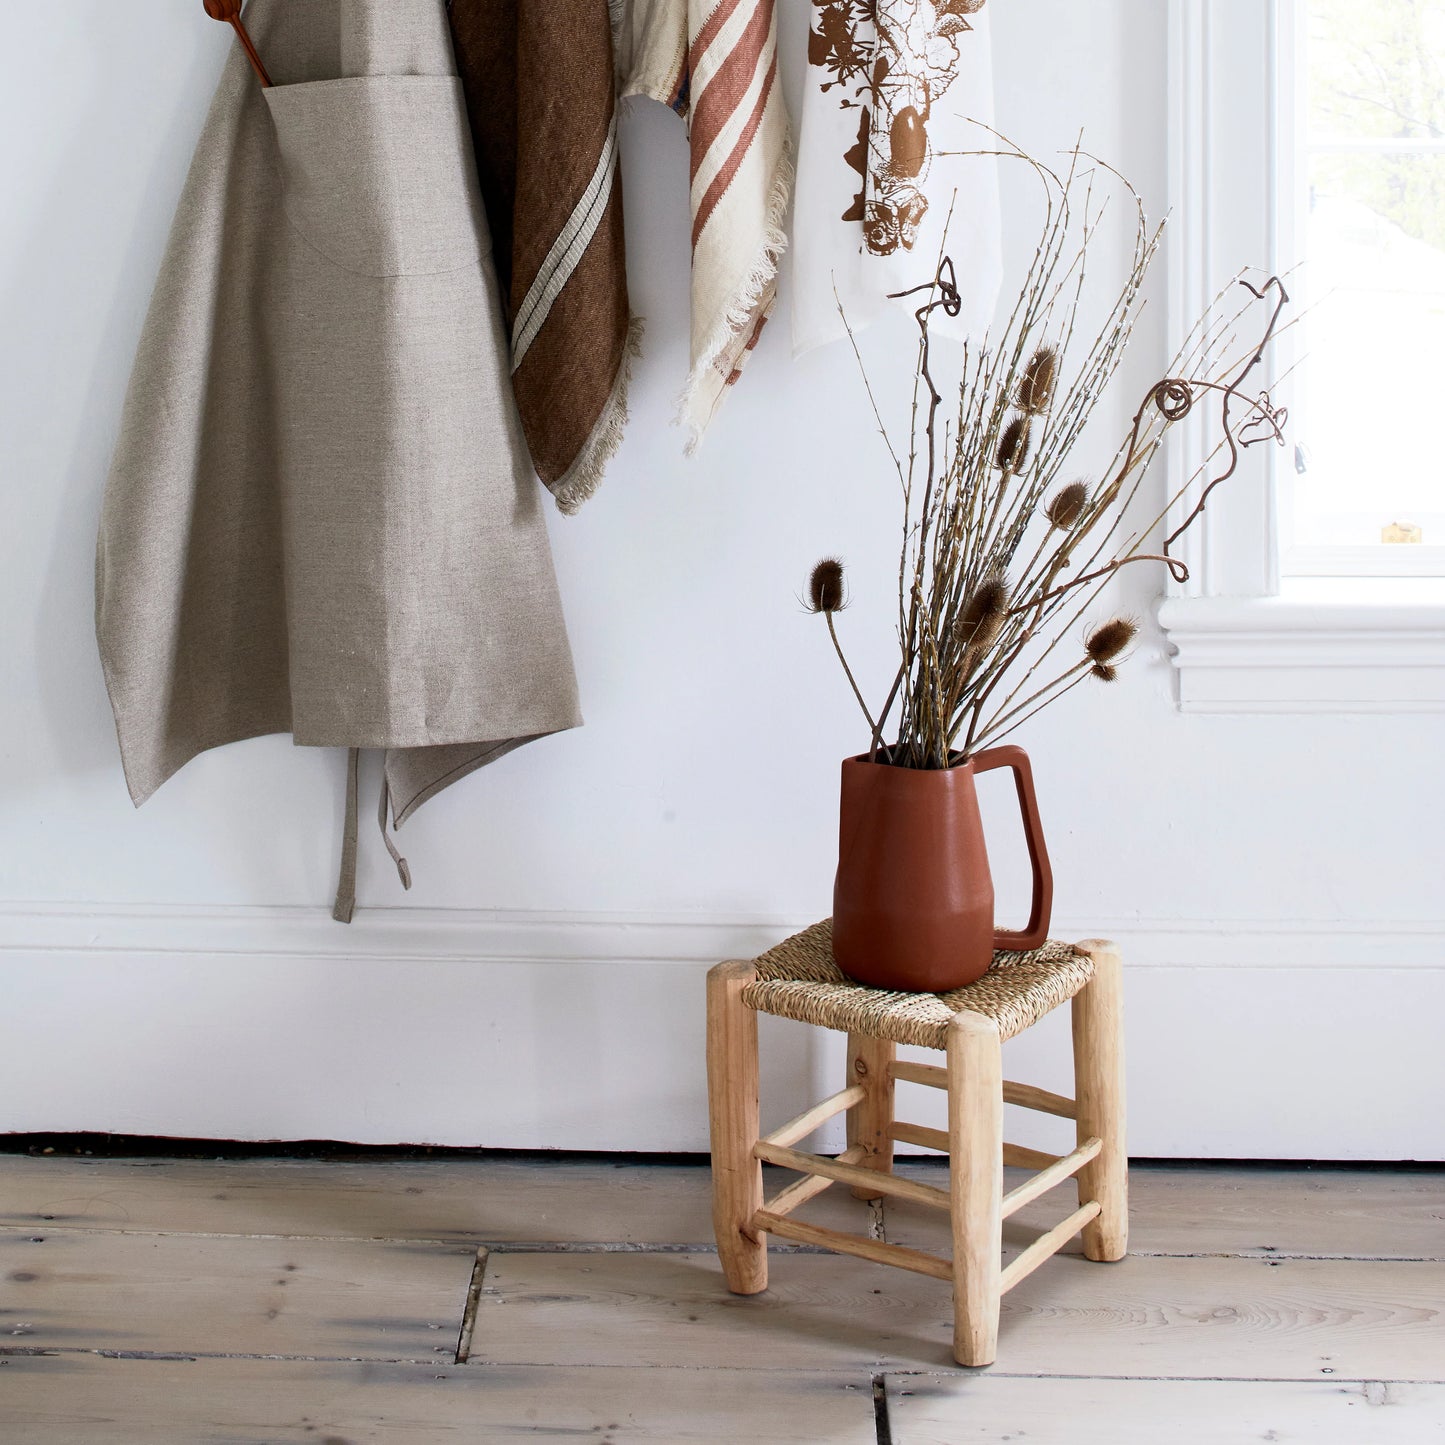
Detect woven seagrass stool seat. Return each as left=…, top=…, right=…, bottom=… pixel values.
left=706, top=921, right=1126, bottom=1368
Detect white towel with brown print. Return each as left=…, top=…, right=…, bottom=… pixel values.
left=449, top=0, right=639, bottom=512
left=615, top=0, right=793, bottom=445
left=792, top=0, right=1002, bottom=353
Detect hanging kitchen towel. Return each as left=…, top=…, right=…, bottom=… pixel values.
left=614, top=0, right=793, bottom=445
left=448, top=0, right=640, bottom=512
left=96, top=0, right=582, bottom=918
left=792, top=0, right=1002, bottom=353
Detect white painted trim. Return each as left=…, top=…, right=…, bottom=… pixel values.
left=1160, top=0, right=1445, bottom=711
left=2, top=905, right=1442, bottom=1157
left=1164, top=0, right=1280, bottom=603
left=2, top=903, right=1441, bottom=970
left=1159, top=592, right=1445, bottom=713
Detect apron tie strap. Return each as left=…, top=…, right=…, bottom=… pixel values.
left=332, top=747, right=361, bottom=924
left=332, top=750, right=411, bottom=922
left=379, top=773, right=412, bottom=891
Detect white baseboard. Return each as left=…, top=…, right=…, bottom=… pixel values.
left=2, top=906, right=1442, bottom=1159
left=6, top=902, right=1442, bottom=967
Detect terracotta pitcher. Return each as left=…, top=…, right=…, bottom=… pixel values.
left=832, top=745, right=1053, bottom=992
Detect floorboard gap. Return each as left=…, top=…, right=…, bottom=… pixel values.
left=455, top=1246, right=487, bottom=1364
left=872, top=1372, right=893, bottom=1445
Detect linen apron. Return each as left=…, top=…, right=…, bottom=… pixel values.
left=96, top=0, right=582, bottom=919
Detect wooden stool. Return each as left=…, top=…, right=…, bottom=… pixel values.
left=705, top=921, right=1126, bottom=1367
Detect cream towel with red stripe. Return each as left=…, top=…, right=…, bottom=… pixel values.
left=617, top=0, right=793, bottom=444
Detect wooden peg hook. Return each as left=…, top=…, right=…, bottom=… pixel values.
left=203, top=0, right=273, bottom=88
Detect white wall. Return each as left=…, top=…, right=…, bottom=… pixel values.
left=2, top=2, right=1440, bottom=1158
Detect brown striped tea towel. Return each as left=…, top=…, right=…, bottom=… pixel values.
left=449, top=0, right=641, bottom=511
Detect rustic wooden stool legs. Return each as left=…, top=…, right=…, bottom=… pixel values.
left=948, top=1010, right=1005, bottom=1365
left=705, top=939, right=1126, bottom=1366
left=706, top=961, right=767, bottom=1294
left=1073, top=941, right=1128, bottom=1261
left=845, top=1034, right=895, bottom=1199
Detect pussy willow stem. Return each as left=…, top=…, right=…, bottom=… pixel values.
left=972, top=667, right=1093, bottom=753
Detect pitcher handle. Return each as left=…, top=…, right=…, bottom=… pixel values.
left=971, top=745, right=1054, bottom=951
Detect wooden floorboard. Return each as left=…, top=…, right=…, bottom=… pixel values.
left=888, top=1162, right=1445, bottom=1259
left=8, top=1156, right=1438, bottom=1259
left=0, top=1155, right=877, bottom=1247
left=1, top=1154, right=1441, bottom=1441
left=0, top=1228, right=477, bottom=1361
left=469, top=1249, right=1445, bottom=1379
left=0, top=1356, right=879, bottom=1444
left=884, top=1374, right=1445, bottom=1444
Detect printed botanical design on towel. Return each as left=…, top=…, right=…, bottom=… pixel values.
left=809, top=0, right=986, bottom=255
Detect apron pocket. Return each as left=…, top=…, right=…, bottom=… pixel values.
left=265, top=75, right=488, bottom=277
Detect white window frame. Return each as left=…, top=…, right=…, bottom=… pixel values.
left=1157, top=0, right=1445, bottom=713
left=1275, top=0, right=1445, bottom=580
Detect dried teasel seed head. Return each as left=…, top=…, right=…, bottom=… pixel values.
left=996, top=415, right=1032, bottom=473
left=807, top=557, right=847, bottom=614
left=1086, top=618, right=1138, bottom=664
left=953, top=573, right=1011, bottom=652
left=1017, top=346, right=1059, bottom=415
left=1044, top=479, right=1089, bottom=530
left=1091, top=663, right=1119, bottom=683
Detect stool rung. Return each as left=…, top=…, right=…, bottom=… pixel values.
left=753, top=1140, right=952, bottom=1211
left=1003, top=1081, right=1077, bottom=1120
left=999, top=1201, right=1102, bottom=1295
left=1004, top=1142, right=1062, bottom=1170
left=890, top=1062, right=1077, bottom=1121
left=753, top=1210, right=952, bottom=1281
left=760, top=1084, right=866, bottom=1150
left=890, top=1122, right=1064, bottom=1173
left=762, top=1144, right=866, bottom=1218
left=890, top=1121, right=948, bottom=1152
left=891, top=1060, right=947, bottom=1089
left=1001, top=1137, right=1102, bottom=1219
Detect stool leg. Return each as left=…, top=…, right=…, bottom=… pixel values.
left=846, top=1034, right=895, bottom=1200
left=1072, top=940, right=1128, bottom=1263
left=947, top=1009, right=1003, bottom=1367
left=706, top=960, right=767, bottom=1294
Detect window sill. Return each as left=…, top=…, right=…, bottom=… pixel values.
left=1158, top=579, right=1445, bottom=713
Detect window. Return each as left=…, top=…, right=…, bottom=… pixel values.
left=1280, top=0, right=1445, bottom=577
left=1158, top=0, right=1445, bottom=713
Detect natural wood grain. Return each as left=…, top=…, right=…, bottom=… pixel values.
left=762, top=1084, right=865, bottom=1150
left=753, top=1141, right=951, bottom=1211
left=1073, top=940, right=1128, bottom=1261
left=762, top=1146, right=866, bottom=1219
left=1003, top=1141, right=1062, bottom=1170
left=891, top=1121, right=1065, bottom=1172
left=707, top=960, right=767, bottom=1294
left=948, top=1010, right=1004, bottom=1367
left=1001, top=1138, right=1100, bottom=1219
left=1001, top=1079, right=1077, bottom=1119
left=997, top=1200, right=1100, bottom=1294
left=846, top=1034, right=896, bottom=1198
left=884, top=1162, right=1445, bottom=1260
left=467, top=1250, right=1445, bottom=1378
left=0, top=1155, right=726, bottom=1243
left=0, top=1153, right=880, bottom=1247
left=890, top=1120, right=951, bottom=1152
left=0, top=1356, right=879, bottom=1444
left=0, top=1227, right=475, bottom=1360
left=885, top=1374, right=1445, bottom=1444
left=8, top=1156, right=1439, bottom=1260
left=469, top=1249, right=916, bottom=1372
left=753, top=1211, right=952, bottom=1281
left=891, top=1059, right=948, bottom=1090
